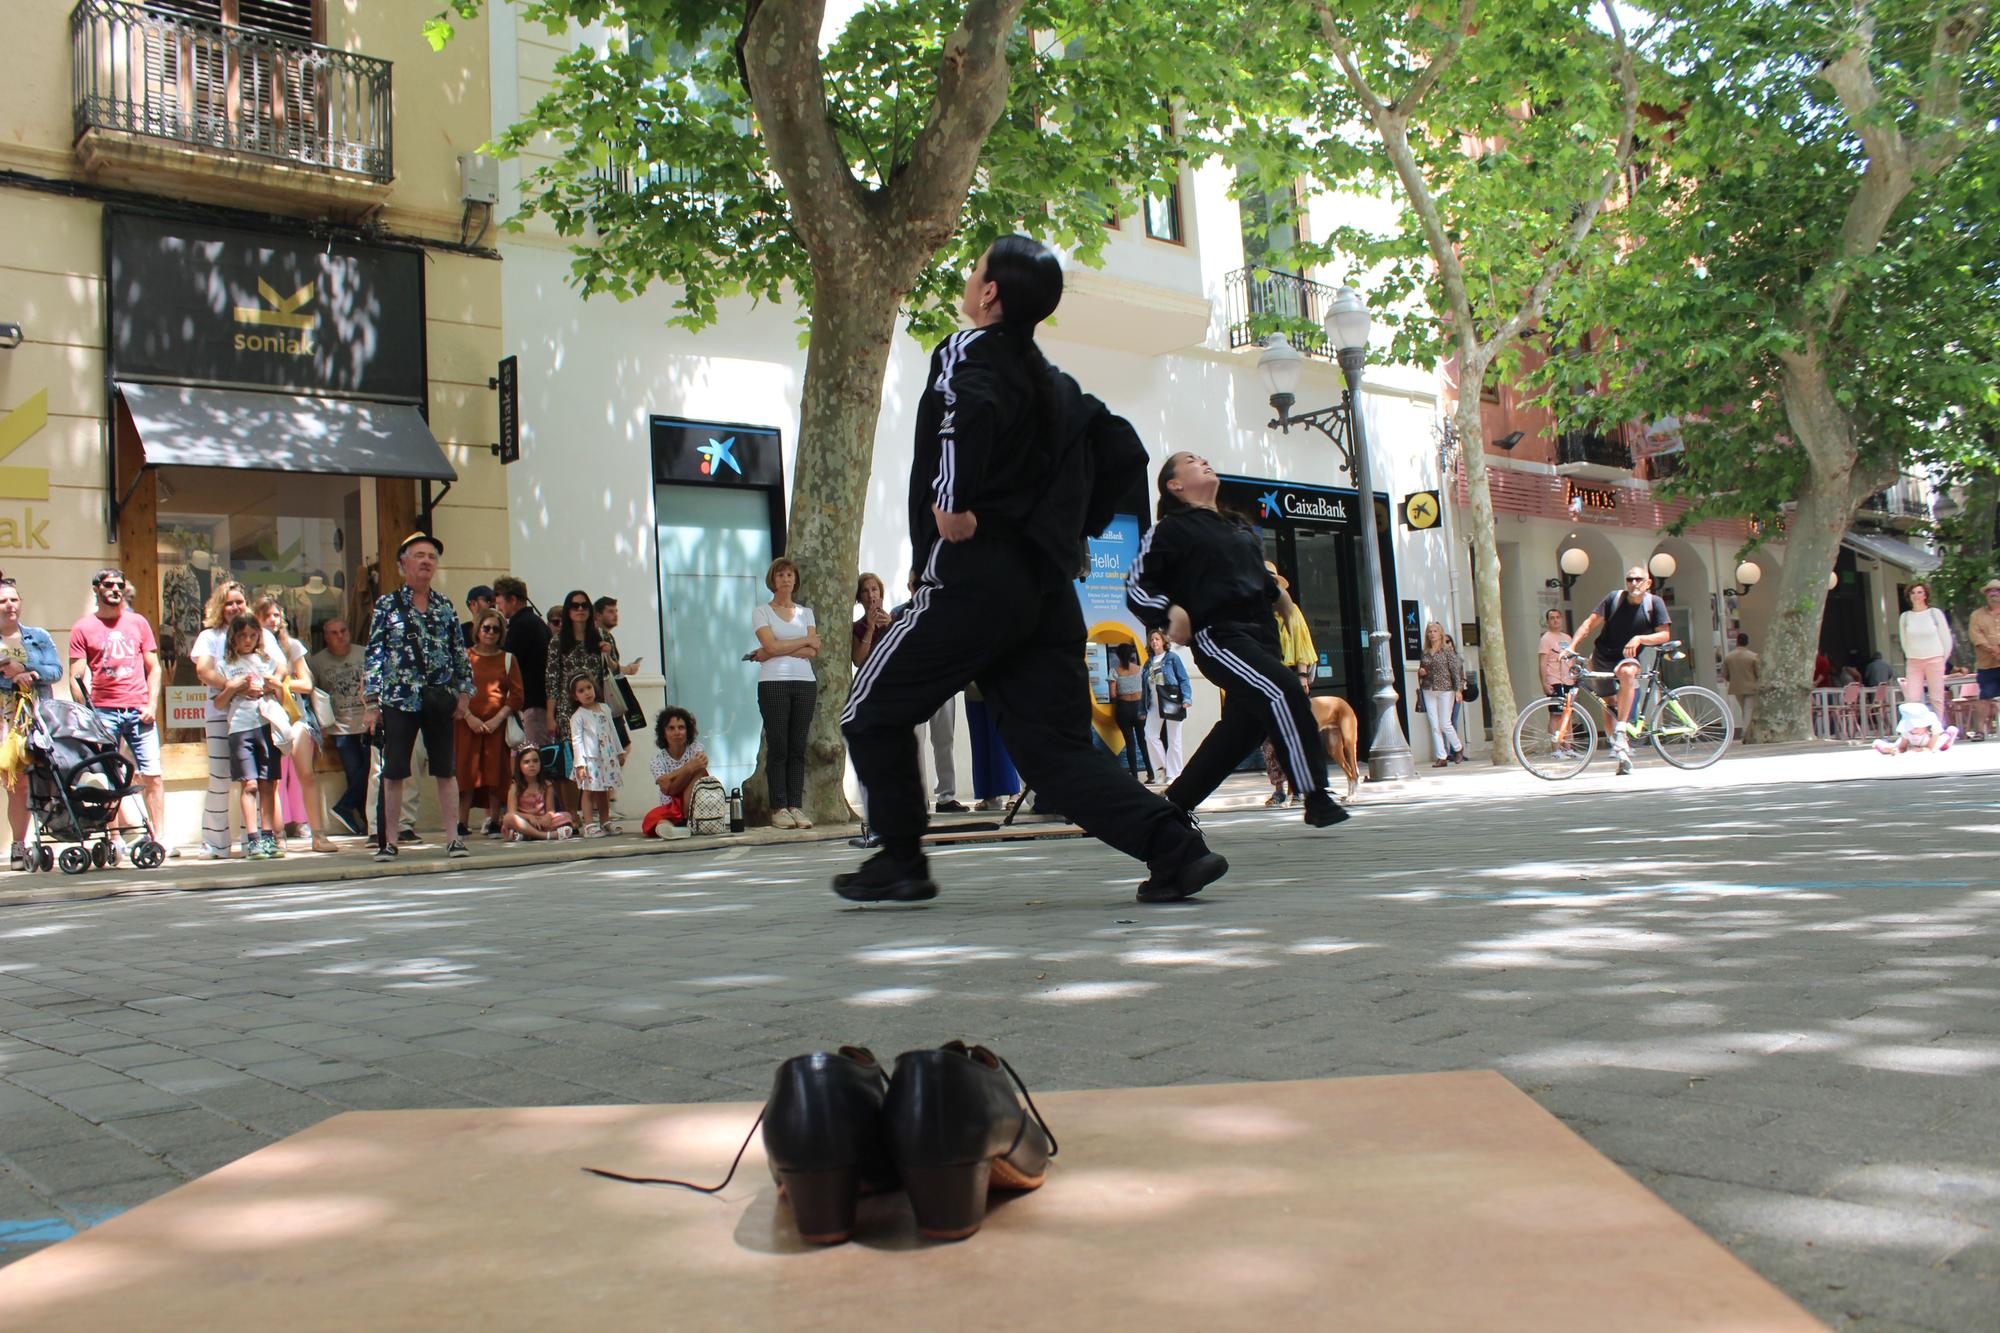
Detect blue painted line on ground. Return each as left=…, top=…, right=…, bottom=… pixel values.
left=0, top=1209, right=125, bottom=1247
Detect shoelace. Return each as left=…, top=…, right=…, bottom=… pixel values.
left=584, top=1109, right=765, bottom=1193
left=996, top=1052, right=1059, bottom=1158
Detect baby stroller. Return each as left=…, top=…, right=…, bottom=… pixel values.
left=18, top=697, right=166, bottom=875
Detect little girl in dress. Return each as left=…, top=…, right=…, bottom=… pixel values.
left=1873, top=701, right=1959, bottom=756
left=567, top=673, right=627, bottom=837
left=502, top=745, right=574, bottom=841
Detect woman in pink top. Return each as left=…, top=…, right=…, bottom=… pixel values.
left=1536, top=609, right=1573, bottom=696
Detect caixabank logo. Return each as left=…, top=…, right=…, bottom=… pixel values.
left=232, top=278, right=316, bottom=356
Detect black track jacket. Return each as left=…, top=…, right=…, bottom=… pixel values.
left=1125, top=506, right=1277, bottom=630
left=910, top=324, right=1145, bottom=579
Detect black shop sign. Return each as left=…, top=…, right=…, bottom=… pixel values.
left=107, top=212, right=426, bottom=402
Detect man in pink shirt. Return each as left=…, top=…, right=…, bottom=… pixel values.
left=1536, top=608, right=1573, bottom=696
left=68, top=568, right=165, bottom=850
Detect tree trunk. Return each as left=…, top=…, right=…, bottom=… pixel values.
left=1748, top=358, right=1896, bottom=742
left=743, top=277, right=902, bottom=827
left=1748, top=483, right=1848, bottom=742
left=1453, top=387, right=1520, bottom=764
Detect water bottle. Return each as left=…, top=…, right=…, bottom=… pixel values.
left=728, top=787, right=744, bottom=834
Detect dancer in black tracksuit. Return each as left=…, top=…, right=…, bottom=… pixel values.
left=838, top=236, right=1224, bottom=905
left=1126, top=451, right=1347, bottom=828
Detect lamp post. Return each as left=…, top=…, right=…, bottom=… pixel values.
left=1255, top=288, right=1417, bottom=782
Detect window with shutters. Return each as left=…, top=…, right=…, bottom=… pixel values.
left=75, top=0, right=390, bottom=183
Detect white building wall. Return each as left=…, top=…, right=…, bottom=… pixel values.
left=490, top=19, right=1461, bottom=813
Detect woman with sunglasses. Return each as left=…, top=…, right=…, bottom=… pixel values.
left=546, top=590, right=609, bottom=815
left=455, top=608, right=524, bottom=838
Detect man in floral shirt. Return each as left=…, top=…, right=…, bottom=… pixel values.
left=363, top=533, right=474, bottom=861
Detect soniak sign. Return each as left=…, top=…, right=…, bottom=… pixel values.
left=106, top=212, right=426, bottom=403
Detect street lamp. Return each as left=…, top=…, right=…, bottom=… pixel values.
left=1255, top=289, right=1417, bottom=782
left=1648, top=552, right=1677, bottom=580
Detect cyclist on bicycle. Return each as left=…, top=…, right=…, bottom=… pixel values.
left=1565, top=566, right=1672, bottom=775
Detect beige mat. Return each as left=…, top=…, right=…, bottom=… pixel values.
left=0, top=1071, right=1820, bottom=1331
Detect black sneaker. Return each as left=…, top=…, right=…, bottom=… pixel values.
left=934, top=799, right=970, bottom=814
left=833, top=850, right=938, bottom=903
left=330, top=806, right=365, bottom=837
left=1137, top=848, right=1229, bottom=903
left=481, top=819, right=504, bottom=838
left=1303, top=792, right=1350, bottom=828
left=847, top=832, right=883, bottom=850
left=445, top=837, right=470, bottom=859
left=398, top=828, right=420, bottom=844
left=373, top=842, right=399, bottom=863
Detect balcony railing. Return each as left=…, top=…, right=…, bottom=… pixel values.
left=1556, top=430, right=1634, bottom=471
left=70, top=0, right=393, bottom=183
left=1860, top=475, right=1930, bottom=522
left=1221, top=265, right=1339, bottom=359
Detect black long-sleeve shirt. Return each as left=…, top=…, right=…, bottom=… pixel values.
left=1126, top=506, right=1276, bottom=630
left=909, top=324, right=1145, bottom=578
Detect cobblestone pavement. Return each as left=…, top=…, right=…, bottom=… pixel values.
left=1, top=763, right=1995, bottom=1329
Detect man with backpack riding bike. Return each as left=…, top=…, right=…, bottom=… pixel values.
left=1564, top=566, right=1673, bottom=775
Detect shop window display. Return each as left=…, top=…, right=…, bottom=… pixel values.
left=155, top=467, right=368, bottom=744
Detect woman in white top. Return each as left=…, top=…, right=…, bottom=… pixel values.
left=1897, top=581, right=1954, bottom=712
left=750, top=556, right=819, bottom=828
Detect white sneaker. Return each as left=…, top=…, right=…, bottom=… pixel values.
left=771, top=808, right=798, bottom=829
left=198, top=843, right=230, bottom=860
left=657, top=821, right=691, bottom=840
left=790, top=808, right=814, bottom=830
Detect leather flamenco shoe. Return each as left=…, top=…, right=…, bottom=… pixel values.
left=885, top=1042, right=1058, bottom=1241
left=586, top=1046, right=896, bottom=1245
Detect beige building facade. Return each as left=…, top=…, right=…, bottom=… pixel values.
left=0, top=0, right=506, bottom=850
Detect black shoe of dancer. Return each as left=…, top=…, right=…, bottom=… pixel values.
left=834, top=850, right=939, bottom=903
left=1136, top=848, right=1230, bottom=904
left=1303, top=792, right=1350, bottom=828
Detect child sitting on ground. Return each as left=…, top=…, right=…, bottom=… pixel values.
left=502, top=745, right=574, bottom=841
left=1873, top=701, right=1959, bottom=755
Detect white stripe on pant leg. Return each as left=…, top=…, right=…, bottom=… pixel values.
left=1196, top=630, right=1314, bottom=788
left=842, top=580, right=937, bottom=725
left=202, top=714, right=232, bottom=852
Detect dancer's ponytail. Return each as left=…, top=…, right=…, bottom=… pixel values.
left=984, top=235, right=1064, bottom=446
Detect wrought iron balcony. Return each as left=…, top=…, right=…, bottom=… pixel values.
left=1859, top=474, right=1931, bottom=529
left=1222, top=265, right=1340, bottom=359
left=70, top=0, right=393, bottom=184
left=1554, top=430, right=1634, bottom=479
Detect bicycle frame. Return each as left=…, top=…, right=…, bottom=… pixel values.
left=1555, top=652, right=1698, bottom=742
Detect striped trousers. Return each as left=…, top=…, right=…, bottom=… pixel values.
left=1166, top=622, right=1328, bottom=813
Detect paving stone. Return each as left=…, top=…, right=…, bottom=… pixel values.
left=5, top=1063, right=133, bottom=1095
left=45, top=1081, right=195, bottom=1124
left=0, top=763, right=1994, bottom=1330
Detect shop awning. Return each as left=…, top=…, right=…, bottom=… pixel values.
left=1841, top=529, right=1940, bottom=574
left=118, top=382, right=458, bottom=482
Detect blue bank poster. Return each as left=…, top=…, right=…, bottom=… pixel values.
left=1078, top=514, right=1146, bottom=739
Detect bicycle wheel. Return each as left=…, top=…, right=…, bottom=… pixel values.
left=1513, top=695, right=1598, bottom=780
left=1650, top=686, right=1733, bottom=769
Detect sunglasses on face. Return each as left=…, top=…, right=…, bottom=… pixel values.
left=1625, top=577, right=1647, bottom=583
left=479, top=625, right=502, bottom=634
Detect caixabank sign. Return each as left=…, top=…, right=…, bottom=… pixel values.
left=107, top=212, right=426, bottom=402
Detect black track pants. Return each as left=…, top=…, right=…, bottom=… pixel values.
left=842, top=533, right=1199, bottom=867
left=1166, top=622, right=1329, bottom=812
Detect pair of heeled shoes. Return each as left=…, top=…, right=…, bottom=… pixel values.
left=591, top=1042, right=1056, bottom=1244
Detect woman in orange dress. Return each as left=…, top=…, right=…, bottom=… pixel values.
left=455, top=608, right=524, bottom=837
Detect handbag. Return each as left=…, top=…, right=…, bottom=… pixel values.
left=1462, top=674, right=1481, bottom=705
left=1158, top=682, right=1187, bottom=722
left=500, top=653, right=526, bottom=747
left=688, top=776, right=728, bottom=835
left=613, top=672, right=646, bottom=732
left=311, top=688, right=337, bottom=731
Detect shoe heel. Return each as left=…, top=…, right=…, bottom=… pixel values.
left=902, top=1159, right=992, bottom=1241
left=776, top=1165, right=860, bottom=1244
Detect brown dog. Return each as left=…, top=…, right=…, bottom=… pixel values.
left=1310, top=695, right=1361, bottom=801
